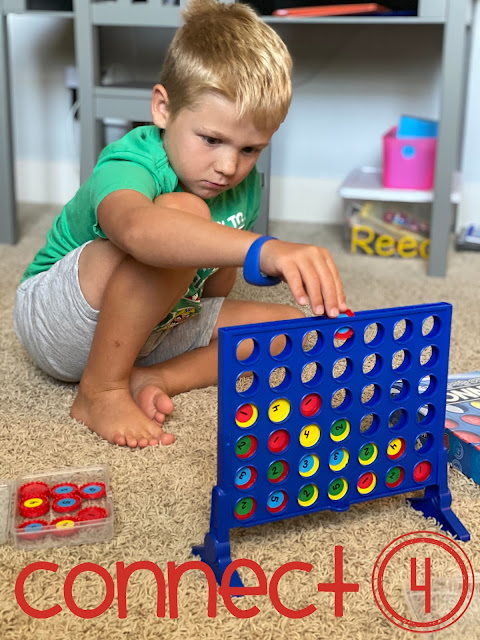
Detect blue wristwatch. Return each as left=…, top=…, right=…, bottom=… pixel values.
left=243, top=236, right=281, bottom=286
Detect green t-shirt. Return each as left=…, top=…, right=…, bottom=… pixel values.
left=22, top=125, right=261, bottom=333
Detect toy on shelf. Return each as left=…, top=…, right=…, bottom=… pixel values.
left=383, top=116, right=438, bottom=190
left=193, top=302, right=469, bottom=587
left=0, top=465, right=114, bottom=549
left=272, top=4, right=391, bottom=18
left=383, top=207, right=429, bottom=235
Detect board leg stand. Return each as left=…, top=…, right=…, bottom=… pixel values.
left=192, top=488, right=243, bottom=587
left=410, top=486, right=470, bottom=542
left=409, top=444, right=470, bottom=541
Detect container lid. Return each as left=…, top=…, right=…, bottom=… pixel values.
left=0, top=480, right=13, bottom=545
left=397, top=115, right=438, bottom=139
left=339, top=166, right=461, bottom=204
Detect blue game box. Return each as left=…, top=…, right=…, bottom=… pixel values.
left=443, top=372, right=480, bottom=484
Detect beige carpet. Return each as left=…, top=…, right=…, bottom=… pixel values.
left=1, top=203, right=480, bottom=639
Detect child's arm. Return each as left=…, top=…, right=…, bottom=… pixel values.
left=97, top=190, right=346, bottom=316
left=98, top=189, right=257, bottom=268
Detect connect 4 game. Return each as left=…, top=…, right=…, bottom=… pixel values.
left=193, top=303, right=469, bottom=586
left=444, top=371, right=480, bottom=484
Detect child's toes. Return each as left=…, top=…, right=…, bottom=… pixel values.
left=154, top=391, right=174, bottom=417
left=160, top=431, right=175, bottom=446
left=154, top=411, right=166, bottom=425
left=113, top=433, right=127, bottom=446
left=126, top=434, right=140, bottom=448
left=146, top=420, right=174, bottom=446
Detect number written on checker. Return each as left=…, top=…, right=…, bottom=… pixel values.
left=387, top=438, right=406, bottom=460
left=234, top=497, right=256, bottom=520
left=235, top=466, right=257, bottom=490
left=330, top=419, right=350, bottom=441
left=235, top=435, right=257, bottom=459
left=267, top=490, right=288, bottom=513
left=300, top=425, right=320, bottom=447
left=357, top=472, right=376, bottom=495
left=329, top=448, right=349, bottom=471
left=328, top=478, right=348, bottom=501
left=268, top=460, right=288, bottom=483
left=298, top=484, right=319, bottom=507
left=268, top=399, right=290, bottom=423
left=299, top=454, right=319, bottom=478
left=300, top=394, right=321, bottom=417
left=386, top=466, right=404, bottom=488
left=359, top=443, right=378, bottom=465
left=268, top=430, right=289, bottom=454
left=235, top=403, right=258, bottom=428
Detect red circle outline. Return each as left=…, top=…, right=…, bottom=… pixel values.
left=372, top=531, right=474, bottom=633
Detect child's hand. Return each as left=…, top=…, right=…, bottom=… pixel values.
left=259, top=239, right=347, bottom=317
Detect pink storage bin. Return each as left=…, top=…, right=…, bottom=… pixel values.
left=383, top=126, right=436, bottom=190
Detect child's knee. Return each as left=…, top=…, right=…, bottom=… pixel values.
left=274, top=304, right=306, bottom=321
left=78, top=238, right=127, bottom=310
left=153, top=192, right=212, bottom=222
left=288, top=306, right=306, bottom=319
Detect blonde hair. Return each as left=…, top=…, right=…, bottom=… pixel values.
left=160, top=0, right=292, bottom=129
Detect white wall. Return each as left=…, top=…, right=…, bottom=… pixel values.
left=8, top=15, right=78, bottom=205
left=270, top=22, right=442, bottom=222
left=456, top=0, right=480, bottom=229
left=7, top=8, right=480, bottom=226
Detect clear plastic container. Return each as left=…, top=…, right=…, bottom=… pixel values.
left=339, top=167, right=461, bottom=260
left=0, top=465, right=114, bottom=549
left=405, top=576, right=479, bottom=637
left=0, top=480, right=13, bottom=545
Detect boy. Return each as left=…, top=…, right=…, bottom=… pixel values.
left=14, top=0, right=347, bottom=448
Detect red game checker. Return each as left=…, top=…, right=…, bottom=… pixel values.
left=334, top=309, right=355, bottom=340
left=77, top=506, right=108, bottom=521
left=51, top=516, right=78, bottom=537
left=19, top=495, right=49, bottom=518
left=17, top=520, right=49, bottom=541
left=300, top=393, right=321, bottom=417
left=18, top=481, right=49, bottom=499
left=52, top=494, right=82, bottom=513
left=78, top=482, right=106, bottom=500
left=50, top=482, right=79, bottom=498
left=268, top=429, right=289, bottom=454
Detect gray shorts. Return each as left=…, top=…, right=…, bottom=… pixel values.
left=13, top=242, right=224, bottom=382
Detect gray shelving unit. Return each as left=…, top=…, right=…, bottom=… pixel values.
left=0, top=0, right=473, bottom=275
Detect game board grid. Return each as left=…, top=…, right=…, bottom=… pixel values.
left=217, top=306, right=451, bottom=530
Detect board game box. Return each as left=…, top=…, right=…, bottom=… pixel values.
left=444, top=371, right=480, bottom=483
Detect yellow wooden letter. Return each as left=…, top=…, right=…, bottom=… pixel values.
left=351, top=225, right=375, bottom=255
left=375, top=234, right=396, bottom=257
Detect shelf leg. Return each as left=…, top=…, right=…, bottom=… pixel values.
left=428, top=0, right=470, bottom=276
left=0, top=9, right=17, bottom=244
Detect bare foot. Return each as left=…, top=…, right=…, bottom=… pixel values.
left=71, top=383, right=175, bottom=448
left=130, top=367, right=175, bottom=426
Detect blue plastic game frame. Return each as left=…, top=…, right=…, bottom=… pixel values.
left=193, top=303, right=470, bottom=587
